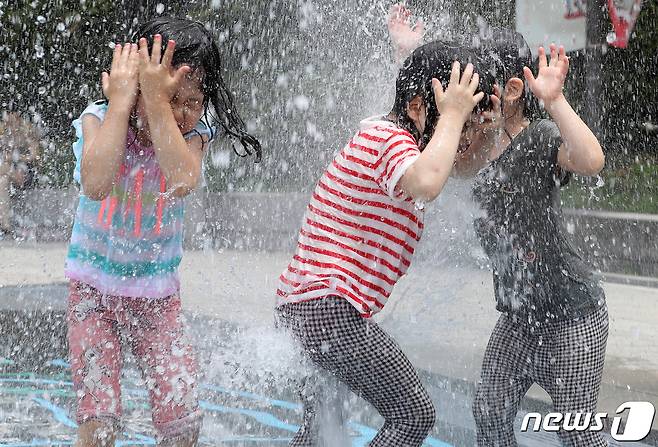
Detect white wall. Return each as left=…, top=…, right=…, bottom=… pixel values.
left=516, top=0, right=587, bottom=54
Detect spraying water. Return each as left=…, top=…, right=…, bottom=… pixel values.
left=1, top=1, right=658, bottom=446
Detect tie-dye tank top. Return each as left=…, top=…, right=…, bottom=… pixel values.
left=65, top=101, right=212, bottom=298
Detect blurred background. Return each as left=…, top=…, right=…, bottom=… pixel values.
left=0, top=0, right=655, bottom=200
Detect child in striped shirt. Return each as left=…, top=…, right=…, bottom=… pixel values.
left=65, top=18, right=260, bottom=447
left=276, top=41, right=496, bottom=446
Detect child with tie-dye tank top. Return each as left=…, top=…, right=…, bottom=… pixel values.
left=65, top=18, right=261, bottom=447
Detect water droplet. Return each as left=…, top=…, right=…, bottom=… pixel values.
left=606, top=32, right=617, bottom=45
left=293, top=95, right=310, bottom=111
left=566, top=222, right=575, bottom=234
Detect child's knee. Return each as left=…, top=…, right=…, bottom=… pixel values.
left=399, top=388, right=436, bottom=437
left=414, top=398, right=436, bottom=435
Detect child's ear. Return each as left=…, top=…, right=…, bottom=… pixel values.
left=406, top=96, right=423, bottom=122
left=504, top=77, right=525, bottom=102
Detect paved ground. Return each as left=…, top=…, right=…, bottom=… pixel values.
left=1, top=241, right=657, bottom=446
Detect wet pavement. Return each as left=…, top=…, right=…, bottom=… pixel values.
left=1, top=282, right=657, bottom=447
left=0, top=296, right=451, bottom=446
left=1, top=242, right=658, bottom=446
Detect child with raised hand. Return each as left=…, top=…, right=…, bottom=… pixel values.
left=65, top=18, right=260, bottom=447
left=275, top=41, right=495, bottom=447
left=386, top=10, right=608, bottom=444
left=459, top=31, right=608, bottom=447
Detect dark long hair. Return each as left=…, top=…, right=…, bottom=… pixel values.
left=476, top=28, right=541, bottom=121
left=132, top=18, right=262, bottom=161
left=391, top=41, right=497, bottom=149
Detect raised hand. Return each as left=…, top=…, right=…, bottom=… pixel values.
left=101, top=43, right=139, bottom=110
left=387, top=3, right=424, bottom=59
left=138, top=34, right=192, bottom=105
left=432, top=62, right=485, bottom=123
left=523, top=44, right=569, bottom=106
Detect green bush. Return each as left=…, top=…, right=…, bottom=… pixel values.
left=562, top=157, right=658, bottom=213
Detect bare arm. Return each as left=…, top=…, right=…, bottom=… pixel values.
left=387, top=3, right=424, bottom=64
left=138, top=36, right=203, bottom=198
left=399, top=63, right=484, bottom=201
left=548, top=97, right=604, bottom=175
left=401, top=112, right=468, bottom=201
left=80, top=43, right=139, bottom=200
left=80, top=105, right=130, bottom=200
left=524, top=45, right=604, bottom=176
left=142, top=100, right=204, bottom=197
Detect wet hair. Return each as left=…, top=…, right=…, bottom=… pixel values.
left=476, top=28, right=541, bottom=120
left=391, top=41, right=497, bottom=148
left=132, top=17, right=262, bottom=161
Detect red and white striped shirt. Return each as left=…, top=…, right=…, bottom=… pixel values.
left=277, top=116, right=424, bottom=317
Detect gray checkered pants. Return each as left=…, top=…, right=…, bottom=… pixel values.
left=473, top=305, right=609, bottom=446
left=276, top=296, right=436, bottom=447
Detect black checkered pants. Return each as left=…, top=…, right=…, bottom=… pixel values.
left=276, top=296, right=436, bottom=447
left=472, top=305, right=609, bottom=446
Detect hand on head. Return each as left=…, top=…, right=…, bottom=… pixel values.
left=523, top=44, right=569, bottom=106
left=432, top=62, right=485, bottom=124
